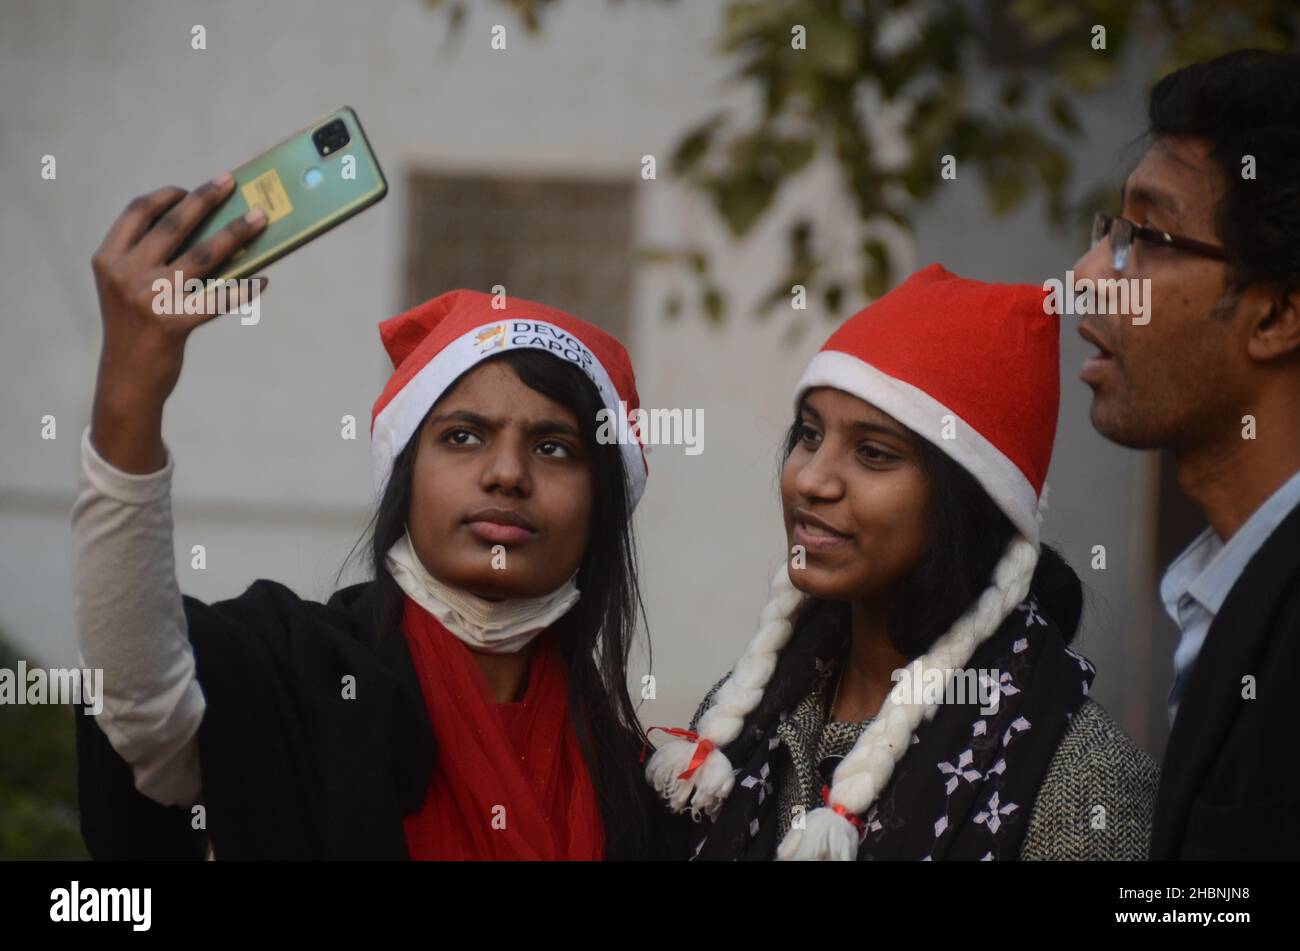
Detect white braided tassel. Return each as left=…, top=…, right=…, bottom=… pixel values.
left=776, top=804, right=860, bottom=861
left=776, top=534, right=1040, bottom=860
left=645, top=559, right=808, bottom=819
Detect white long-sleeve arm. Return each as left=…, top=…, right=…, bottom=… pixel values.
left=71, top=423, right=205, bottom=808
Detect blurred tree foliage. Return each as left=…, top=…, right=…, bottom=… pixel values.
left=0, top=633, right=88, bottom=859
left=430, top=0, right=1298, bottom=326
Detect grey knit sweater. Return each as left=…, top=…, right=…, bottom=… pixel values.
left=689, top=670, right=1158, bottom=860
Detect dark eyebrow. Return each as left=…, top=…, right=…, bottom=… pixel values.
left=426, top=410, right=582, bottom=440
left=1119, top=180, right=1184, bottom=228
left=529, top=419, right=582, bottom=440
left=847, top=420, right=909, bottom=441
left=799, top=400, right=909, bottom=442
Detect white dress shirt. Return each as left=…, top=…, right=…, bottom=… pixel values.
left=1160, top=467, right=1300, bottom=725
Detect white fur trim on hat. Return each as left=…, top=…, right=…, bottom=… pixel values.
left=795, top=350, right=1041, bottom=547
left=371, top=319, right=648, bottom=508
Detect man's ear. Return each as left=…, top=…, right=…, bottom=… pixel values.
left=1245, top=285, right=1300, bottom=362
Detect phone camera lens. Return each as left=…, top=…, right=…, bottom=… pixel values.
left=313, top=119, right=351, bottom=158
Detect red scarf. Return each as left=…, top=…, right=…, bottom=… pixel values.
left=398, top=594, right=605, bottom=860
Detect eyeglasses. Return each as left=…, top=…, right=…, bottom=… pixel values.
left=1091, top=213, right=1228, bottom=271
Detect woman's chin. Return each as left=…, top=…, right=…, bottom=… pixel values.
left=440, top=562, right=571, bottom=601
left=787, top=563, right=855, bottom=601
left=461, top=575, right=538, bottom=601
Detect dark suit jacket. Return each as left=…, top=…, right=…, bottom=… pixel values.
left=1152, top=498, right=1300, bottom=859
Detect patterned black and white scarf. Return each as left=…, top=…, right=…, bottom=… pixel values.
left=689, top=594, right=1095, bottom=860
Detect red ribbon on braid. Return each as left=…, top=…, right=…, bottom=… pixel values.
left=821, top=784, right=865, bottom=836
left=643, top=726, right=717, bottom=780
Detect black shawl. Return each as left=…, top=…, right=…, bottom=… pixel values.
left=75, top=578, right=685, bottom=860
left=75, top=579, right=436, bottom=859
left=690, top=593, right=1095, bottom=860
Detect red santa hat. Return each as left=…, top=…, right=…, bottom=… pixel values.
left=645, top=264, right=1060, bottom=859
left=370, top=289, right=647, bottom=508
left=795, top=262, right=1057, bottom=546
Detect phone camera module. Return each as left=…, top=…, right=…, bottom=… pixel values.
left=312, top=119, right=351, bottom=157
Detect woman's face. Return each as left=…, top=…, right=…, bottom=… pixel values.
left=780, top=387, right=930, bottom=602
left=407, top=359, right=593, bottom=600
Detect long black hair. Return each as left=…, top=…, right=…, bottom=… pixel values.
left=780, top=412, right=1082, bottom=659
left=338, top=348, right=673, bottom=859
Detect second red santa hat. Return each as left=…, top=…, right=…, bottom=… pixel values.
left=794, top=262, right=1058, bottom=546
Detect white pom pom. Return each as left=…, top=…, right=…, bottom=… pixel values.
left=644, top=739, right=699, bottom=810
left=776, top=806, right=860, bottom=861
left=644, top=740, right=736, bottom=819
left=681, top=749, right=737, bottom=820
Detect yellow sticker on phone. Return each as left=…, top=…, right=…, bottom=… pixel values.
left=241, top=168, right=293, bottom=224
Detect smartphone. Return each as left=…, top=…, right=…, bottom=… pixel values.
left=170, top=106, right=387, bottom=282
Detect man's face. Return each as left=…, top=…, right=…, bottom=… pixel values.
left=1071, top=135, right=1247, bottom=452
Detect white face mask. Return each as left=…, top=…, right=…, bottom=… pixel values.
left=384, top=528, right=580, bottom=655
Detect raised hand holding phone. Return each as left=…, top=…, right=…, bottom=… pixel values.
left=169, top=108, right=388, bottom=283
left=89, top=175, right=270, bottom=475
left=87, top=107, right=387, bottom=476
